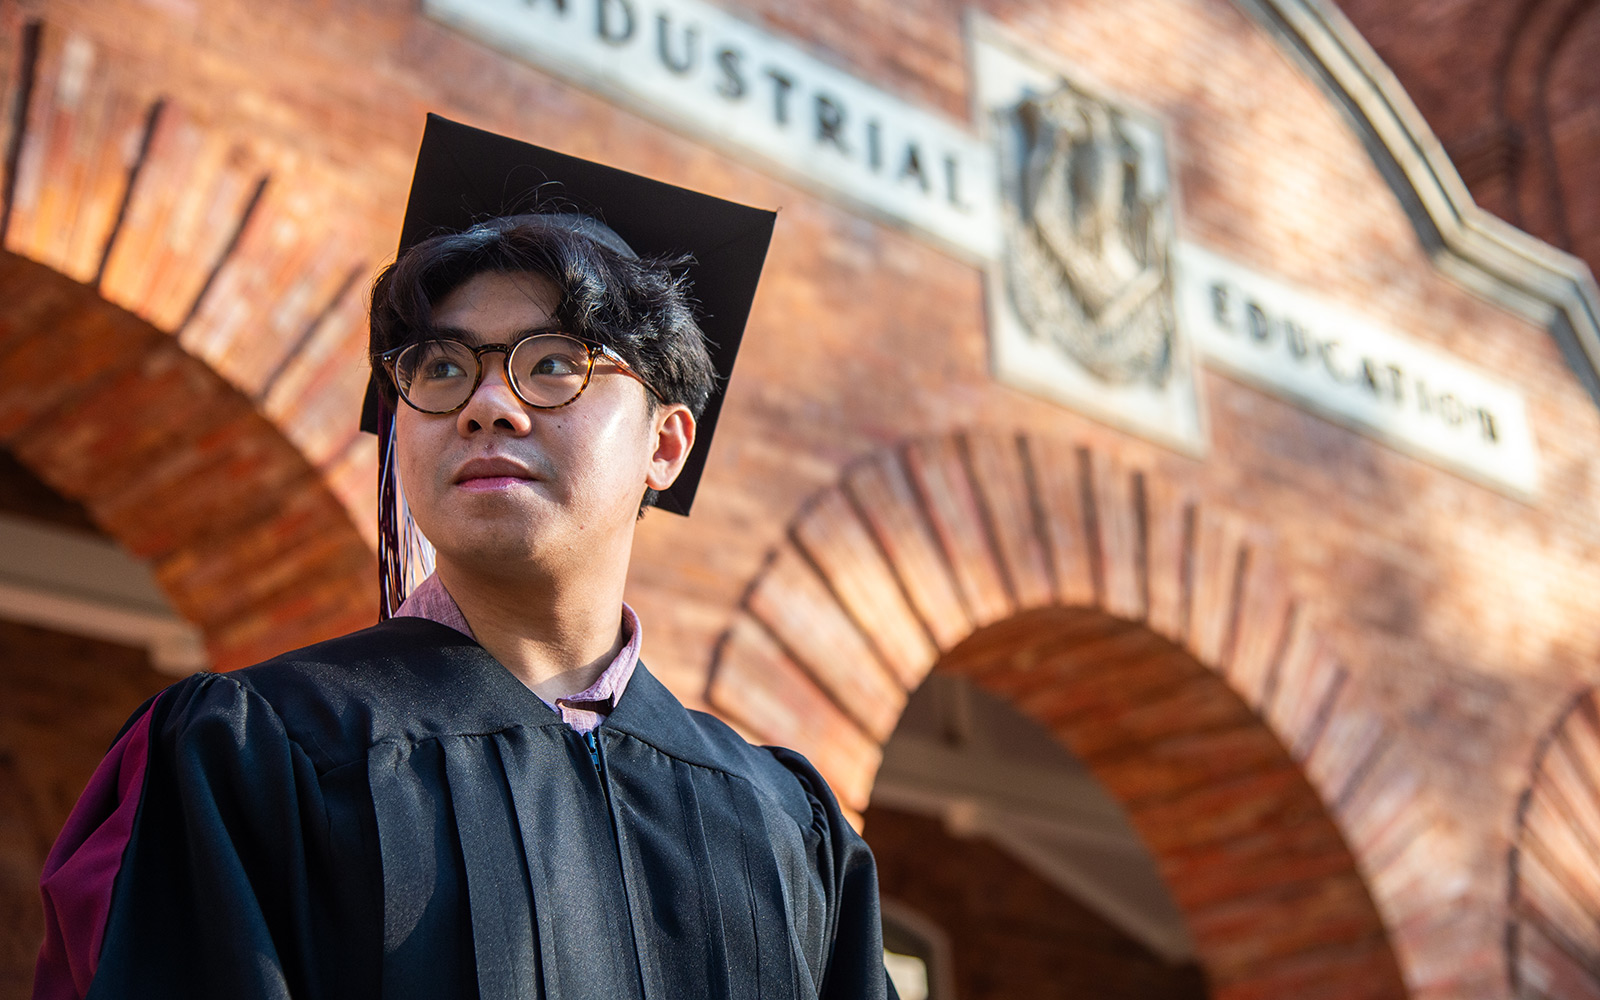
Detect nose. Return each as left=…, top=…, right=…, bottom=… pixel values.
left=456, top=351, right=533, bottom=437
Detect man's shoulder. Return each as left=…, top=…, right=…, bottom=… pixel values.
left=232, top=616, right=469, bottom=701
left=216, top=617, right=518, bottom=767
left=682, top=710, right=849, bottom=836
left=610, top=674, right=827, bottom=826
left=677, top=705, right=792, bottom=781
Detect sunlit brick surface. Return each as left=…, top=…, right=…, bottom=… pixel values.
left=1510, top=693, right=1600, bottom=1000
left=0, top=252, right=374, bottom=667
left=0, top=0, right=1596, bottom=996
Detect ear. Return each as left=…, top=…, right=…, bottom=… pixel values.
left=645, top=404, right=696, bottom=491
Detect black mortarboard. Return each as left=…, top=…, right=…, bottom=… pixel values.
left=361, top=113, right=776, bottom=516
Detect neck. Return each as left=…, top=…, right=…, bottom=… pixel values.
left=434, top=557, right=630, bottom=703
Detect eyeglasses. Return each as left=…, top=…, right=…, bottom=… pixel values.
left=381, top=331, right=666, bottom=415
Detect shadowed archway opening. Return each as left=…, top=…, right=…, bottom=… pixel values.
left=867, top=666, right=1209, bottom=1000
left=0, top=453, right=173, bottom=993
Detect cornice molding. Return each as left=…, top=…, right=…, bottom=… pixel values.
left=1239, top=0, right=1600, bottom=407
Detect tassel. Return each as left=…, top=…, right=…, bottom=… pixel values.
left=376, top=403, right=436, bottom=619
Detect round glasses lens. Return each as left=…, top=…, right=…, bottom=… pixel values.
left=509, top=335, right=592, bottom=407
left=397, top=340, right=479, bottom=412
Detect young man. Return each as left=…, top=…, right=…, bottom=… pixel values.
left=34, top=115, right=896, bottom=1000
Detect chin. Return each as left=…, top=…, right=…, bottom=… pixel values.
left=436, top=532, right=548, bottom=578
left=418, top=507, right=545, bottom=569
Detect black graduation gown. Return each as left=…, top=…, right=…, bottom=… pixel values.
left=76, top=617, right=895, bottom=1000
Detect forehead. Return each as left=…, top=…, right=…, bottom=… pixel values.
left=432, top=270, right=563, bottom=339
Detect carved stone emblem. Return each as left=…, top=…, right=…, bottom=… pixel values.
left=974, top=27, right=1204, bottom=451
left=999, top=81, right=1176, bottom=387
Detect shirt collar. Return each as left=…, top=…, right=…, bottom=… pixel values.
left=394, top=572, right=641, bottom=715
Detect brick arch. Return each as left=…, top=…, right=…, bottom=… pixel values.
left=0, top=19, right=380, bottom=543
left=707, top=432, right=1435, bottom=999
left=0, top=248, right=373, bottom=667
left=1507, top=687, right=1600, bottom=999
left=0, top=20, right=384, bottom=664
left=1493, top=0, right=1595, bottom=253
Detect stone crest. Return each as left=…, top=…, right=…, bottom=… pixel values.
left=974, top=27, right=1204, bottom=450
left=1001, top=83, right=1175, bottom=386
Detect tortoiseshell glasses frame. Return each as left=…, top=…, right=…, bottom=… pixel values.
left=380, top=330, right=667, bottom=415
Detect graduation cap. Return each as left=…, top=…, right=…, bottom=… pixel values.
left=362, top=113, right=776, bottom=516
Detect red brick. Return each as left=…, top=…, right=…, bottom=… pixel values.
left=1159, top=811, right=1359, bottom=912
left=1301, top=694, right=1387, bottom=808
left=0, top=619, right=170, bottom=995
left=1187, top=507, right=1250, bottom=668
left=964, top=430, right=1053, bottom=610
left=843, top=450, right=972, bottom=650
left=1186, top=873, right=1390, bottom=980
left=865, top=806, right=1210, bottom=1000
left=1208, top=935, right=1404, bottom=1000
left=791, top=490, right=936, bottom=689
left=707, top=615, right=880, bottom=810
left=1142, top=470, right=1199, bottom=644
left=6, top=0, right=1600, bottom=993
left=904, top=436, right=1012, bottom=626
left=1221, top=555, right=1295, bottom=711
left=98, top=103, right=268, bottom=332
left=260, top=281, right=371, bottom=468
left=1091, top=722, right=1293, bottom=809
left=1084, top=447, right=1147, bottom=623
left=1026, top=435, right=1099, bottom=609
left=745, top=545, right=906, bottom=741
left=3, top=24, right=154, bottom=283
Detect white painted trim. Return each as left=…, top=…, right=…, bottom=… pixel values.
left=879, top=733, right=1132, bottom=829
left=870, top=781, right=1143, bottom=856
left=880, top=899, right=957, bottom=1000
left=874, top=731, right=1195, bottom=963
left=0, top=514, right=206, bottom=674
left=982, top=821, right=1196, bottom=964
left=422, top=0, right=1002, bottom=261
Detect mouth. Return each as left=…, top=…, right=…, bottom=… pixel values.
left=452, top=456, right=537, bottom=491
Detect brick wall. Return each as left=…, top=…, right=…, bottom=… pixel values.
left=708, top=440, right=1415, bottom=998
left=0, top=251, right=374, bottom=668
left=1334, top=0, right=1600, bottom=277
left=0, top=0, right=1596, bottom=997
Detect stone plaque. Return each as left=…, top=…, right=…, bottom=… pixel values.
left=1177, top=243, right=1539, bottom=495
left=973, top=27, right=1206, bottom=451
left=424, top=0, right=1001, bottom=260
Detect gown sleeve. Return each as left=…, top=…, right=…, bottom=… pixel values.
left=34, top=672, right=331, bottom=1000
left=765, top=746, right=901, bottom=1000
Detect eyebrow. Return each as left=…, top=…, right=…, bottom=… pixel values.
left=422, top=323, right=566, bottom=344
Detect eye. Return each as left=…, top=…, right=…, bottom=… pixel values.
left=528, top=352, right=585, bottom=377
left=405, top=341, right=474, bottom=383
left=421, top=358, right=468, bottom=380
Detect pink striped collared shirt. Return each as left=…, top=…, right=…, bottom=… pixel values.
left=394, top=572, right=640, bottom=734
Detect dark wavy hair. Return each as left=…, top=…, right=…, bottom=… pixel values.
left=368, top=214, right=717, bottom=509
